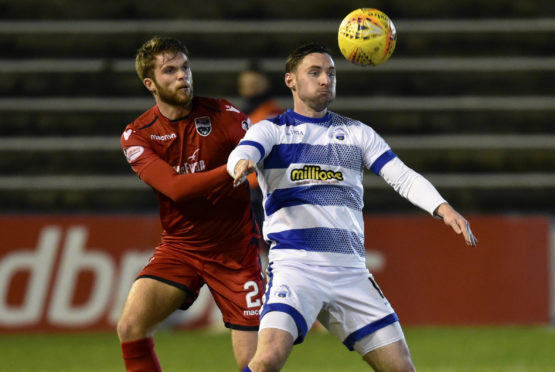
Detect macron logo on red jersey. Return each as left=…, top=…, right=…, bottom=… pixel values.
left=150, top=133, right=176, bottom=141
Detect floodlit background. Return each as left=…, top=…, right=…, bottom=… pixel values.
left=0, top=0, right=554, bottom=371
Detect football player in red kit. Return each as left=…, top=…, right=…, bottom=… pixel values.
left=117, top=36, right=264, bottom=371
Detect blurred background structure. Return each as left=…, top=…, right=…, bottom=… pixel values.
left=0, top=0, right=553, bottom=215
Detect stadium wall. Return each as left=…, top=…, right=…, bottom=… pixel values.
left=0, top=214, right=550, bottom=333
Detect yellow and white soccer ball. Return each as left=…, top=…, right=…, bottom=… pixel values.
left=338, top=8, right=397, bottom=66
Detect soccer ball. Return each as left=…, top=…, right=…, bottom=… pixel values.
left=338, top=8, right=397, bottom=66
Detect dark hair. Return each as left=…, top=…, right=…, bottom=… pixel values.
left=285, top=42, right=333, bottom=73
left=135, top=36, right=190, bottom=81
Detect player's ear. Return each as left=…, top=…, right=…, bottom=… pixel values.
left=143, top=78, right=156, bottom=93
left=285, top=72, right=296, bottom=91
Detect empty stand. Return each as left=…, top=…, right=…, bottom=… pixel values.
left=0, top=1, right=553, bottom=213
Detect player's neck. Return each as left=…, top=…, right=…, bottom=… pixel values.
left=156, top=100, right=193, bottom=121
left=293, top=102, right=328, bottom=118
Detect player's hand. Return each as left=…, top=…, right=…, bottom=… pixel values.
left=434, top=203, right=478, bottom=247
left=233, top=159, right=256, bottom=187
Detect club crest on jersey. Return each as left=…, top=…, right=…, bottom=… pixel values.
left=194, top=116, right=212, bottom=136
left=333, top=128, right=347, bottom=141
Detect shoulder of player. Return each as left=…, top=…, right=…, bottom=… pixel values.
left=327, top=112, right=383, bottom=145
left=121, top=107, right=158, bottom=146
left=330, top=111, right=379, bottom=135
left=126, top=105, right=159, bottom=132
left=329, top=111, right=365, bottom=127
left=244, top=118, right=282, bottom=140
left=195, top=96, right=246, bottom=117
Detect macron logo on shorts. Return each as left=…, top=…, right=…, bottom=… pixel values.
left=243, top=309, right=260, bottom=317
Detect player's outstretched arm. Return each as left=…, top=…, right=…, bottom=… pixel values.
left=139, top=157, right=230, bottom=203
left=434, top=202, right=478, bottom=247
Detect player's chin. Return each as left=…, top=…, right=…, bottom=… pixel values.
left=315, top=95, right=335, bottom=110
left=174, top=92, right=193, bottom=105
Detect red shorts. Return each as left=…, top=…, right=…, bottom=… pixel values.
left=137, top=237, right=264, bottom=330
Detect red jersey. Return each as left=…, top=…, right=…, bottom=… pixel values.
left=121, top=96, right=258, bottom=250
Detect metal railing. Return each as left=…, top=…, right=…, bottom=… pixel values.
left=2, top=57, right=555, bottom=73
left=1, top=18, right=554, bottom=34
left=0, top=18, right=552, bottom=194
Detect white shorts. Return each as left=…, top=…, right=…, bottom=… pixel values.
left=260, top=261, right=404, bottom=354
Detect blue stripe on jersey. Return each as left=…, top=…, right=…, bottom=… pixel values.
left=370, top=149, right=397, bottom=175
left=270, top=110, right=362, bottom=128
left=264, top=185, right=362, bottom=216
left=238, top=140, right=266, bottom=159
left=270, top=109, right=331, bottom=126
left=342, top=313, right=399, bottom=351
left=263, top=143, right=363, bottom=171
left=267, top=227, right=365, bottom=257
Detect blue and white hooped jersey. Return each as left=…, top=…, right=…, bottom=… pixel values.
left=233, top=109, right=397, bottom=268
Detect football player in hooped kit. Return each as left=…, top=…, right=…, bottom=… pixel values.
left=229, top=42, right=477, bottom=372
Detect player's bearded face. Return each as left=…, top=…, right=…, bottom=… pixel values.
left=293, top=53, right=336, bottom=112
left=152, top=52, right=194, bottom=107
